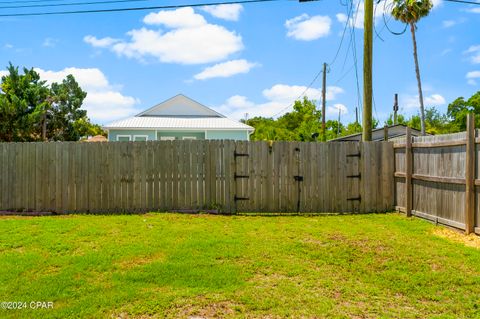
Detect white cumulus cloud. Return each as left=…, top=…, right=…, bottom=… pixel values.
left=143, top=7, right=206, bottom=28
left=194, top=59, right=259, bottom=80
left=84, top=7, right=243, bottom=65
left=466, top=71, right=480, bottom=85
left=215, top=84, right=344, bottom=120
left=442, top=20, right=456, bottom=28
left=42, top=37, right=58, bottom=47
left=465, top=45, right=480, bottom=64
left=402, top=93, right=446, bottom=109
left=467, top=7, right=480, bottom=13
left=202, top=4, right=243, bottom=21
left=285, top=14, right=332, bottom=41
left=34, top=67, right=139, bottom=123
left=425, top=94, right=446, bottom=105
left=84, top=35, right=120, bottom=48
left=327, top=103, right=348, bottom=117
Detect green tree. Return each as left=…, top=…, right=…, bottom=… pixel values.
left=277, top=97, right=322, bottom=141
left=48, top=75, right=89, bottom=141
left=342, top=122, right=362, bottom=136
left=447, top=91, right=480, bottom=131
left=392, top=0, right=433, bottom=136
left=325, top=120, right=344, bottom=140
left=0, top=63, right=105, bottom=142
left=385, top=113, right=407, bottom=126
left=0, top=63, right=49, bottom=141
left=245, top=97, right=322, bottom=141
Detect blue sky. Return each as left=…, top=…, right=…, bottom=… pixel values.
left=1, top=0, right=480, bottom=125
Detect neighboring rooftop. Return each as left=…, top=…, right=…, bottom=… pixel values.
left=136, top=94, right=225, bottom=118
left=104, top=116, right=253, bottom=130
left=104, top=94, right=253, bottom=131
left=329, top=124, right=426, bottom=142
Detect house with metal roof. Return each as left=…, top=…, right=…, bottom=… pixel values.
left=104, top=94, right=254, bottom=141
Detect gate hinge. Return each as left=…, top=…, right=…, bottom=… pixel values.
left=347, top=196, right=361, bottom=201
left=234, top=196, right=250, bottom=201
left=234, top=174, right=249, bottom=179
left=347, top=153, right=361, bottom=158
left=293, top=175, right=304, bottom=182
left=234, top=151, right=249, bottom=157
left=347, top=174, right=361, bottom=179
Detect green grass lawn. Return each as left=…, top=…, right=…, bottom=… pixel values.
left=0, top=213, right=479, bottom=319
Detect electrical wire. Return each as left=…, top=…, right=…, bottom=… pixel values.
left=444, top=0, right=480, bottom=5
left=271, top=0, right=353, bottom=117
left=349, top=0, right=362, bottom=113
left=381, top=0, right=408, bottom=35
left=271, top=68, right=324, bottom=118
left=0, top=0, right=291, bottom=17
left=373, top=0, right=384, bottom=41
left=0, top=0, right=151, bottom=10
left=328, top=0, right=353, bottom=68
left=0, top=0, right=67, bottom=4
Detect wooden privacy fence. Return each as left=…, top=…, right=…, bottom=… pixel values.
left=394, top=114, right=479, bottom=235
left=0, top=140, right=393, bottom=214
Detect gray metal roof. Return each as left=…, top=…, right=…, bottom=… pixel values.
left=104, top=116, right=254, bottom=130
left=329, top=124, right=425, bottom=142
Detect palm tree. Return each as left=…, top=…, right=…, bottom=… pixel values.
left=392, top=0, right=433, bottom=136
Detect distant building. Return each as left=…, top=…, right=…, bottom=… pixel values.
left=104, top=94, right=254, bottom=141
left=329, top=124, right=426, bottom=142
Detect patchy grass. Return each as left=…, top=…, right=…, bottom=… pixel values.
left=0, top=213, right=479, bottom=318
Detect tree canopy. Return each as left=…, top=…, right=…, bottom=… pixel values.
left=0, top=63, right=105, bottom=142
left=244, top=92, right=480, bottom=142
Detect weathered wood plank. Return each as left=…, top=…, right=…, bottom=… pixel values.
left=465, top=114, right=475, bottom=234
left=405, top=128, right=412, bottom=217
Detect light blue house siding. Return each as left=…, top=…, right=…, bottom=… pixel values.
left=206, top=130, right=249, bottom=140
left=157, top=131, right=205, bottom=140
left=108, top=129, right=249, bottom=141
left=109, top=130, right=156, bottom=141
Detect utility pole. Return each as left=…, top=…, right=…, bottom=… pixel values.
left=393, top=93, right=399, bottom=125
left=355, top=107, right=359, bottom=124
left=362, top=0, right=373, bottom=141
left=321, top=62, right=327, bottom=141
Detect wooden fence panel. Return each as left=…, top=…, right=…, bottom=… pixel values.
left=0, top=140, right=394, bottom=214
left=393, top=126, right=480, bottom=233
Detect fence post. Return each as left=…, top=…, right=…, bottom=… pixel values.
left=465, top=114, right=475, bottom=234
left=405, top=127, right=412, bottom=217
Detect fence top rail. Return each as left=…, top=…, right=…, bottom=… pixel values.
left=0, top=140, right=394, bottom=146
left=394, top=138, right=480, bottom=149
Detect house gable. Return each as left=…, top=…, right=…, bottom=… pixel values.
left=137, top=94, right=225, bottom=118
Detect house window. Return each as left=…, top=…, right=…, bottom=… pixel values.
left=133, top=135, right=148, bottom=141
left=160, top=136, right=176, bottom=141
left=117, top=135, right=131, bottom=142
left=182, top=136, right=197, bottom=140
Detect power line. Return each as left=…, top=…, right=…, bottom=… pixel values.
left=271, top=0, right=353, bottom=118
left=0, top=0, right=67, bottom=4
left=271, top=68, right=324, bottom=118
left=349, top=0, right=362, bottom=113
left=333, top=63, right=354, bottom=85
left=328, top=0, right=353, bottom=68
left=0, top=0, right=151, bottom=10
left=444, top=0, right=480, bottom=5
left=0, top=0, right=291, bottom=17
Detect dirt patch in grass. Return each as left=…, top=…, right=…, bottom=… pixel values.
left=116, top=252, right=166, bottom=270
left=432, top=226, right=480, bottom=249
left=167, top=297, right=243, bottom=319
